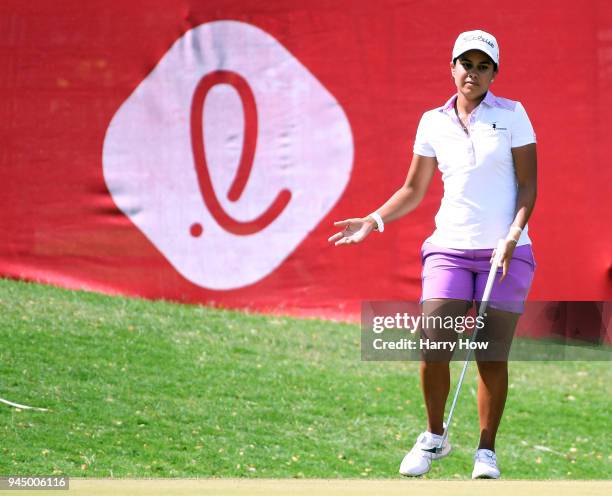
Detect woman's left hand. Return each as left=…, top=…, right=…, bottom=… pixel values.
left=490, top=239, right=517, bottom=282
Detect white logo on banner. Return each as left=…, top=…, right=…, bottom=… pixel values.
left=102, top=20, right=353, bottom=290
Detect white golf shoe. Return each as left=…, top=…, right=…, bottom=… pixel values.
left=399, top=429, right=451, bottom=477
left=472, top=448, right=501, bottom=479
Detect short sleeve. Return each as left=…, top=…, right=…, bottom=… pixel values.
left=413, top=112, right=436, bottom=157
left=511, top=102, right=536, bottom=148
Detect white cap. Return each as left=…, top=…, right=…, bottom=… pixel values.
left=452, top=30, right=499, bottom=66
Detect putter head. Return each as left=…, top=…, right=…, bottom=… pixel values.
left=420, top=424, right=448, bottom=455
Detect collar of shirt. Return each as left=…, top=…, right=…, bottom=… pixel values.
left=437, top=90, right=514, bottom=115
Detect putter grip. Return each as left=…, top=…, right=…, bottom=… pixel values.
left=495, top=237, right=506, bottom=262
left=479, top=238, right=505, bottom=316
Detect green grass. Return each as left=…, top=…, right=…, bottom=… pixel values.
left=0, top=277, right=610, bottom=479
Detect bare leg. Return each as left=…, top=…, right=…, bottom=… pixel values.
left=420, top=299, right=471, bottom=435
left=475, top=307, right=520, bottom=451
left=420, top=360, right=449, bottom=436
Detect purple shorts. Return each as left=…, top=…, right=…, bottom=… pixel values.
left=420, top=241, right=536, bottom=314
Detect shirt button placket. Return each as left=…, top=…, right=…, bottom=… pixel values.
left=468, top=114, right=476, bottom=165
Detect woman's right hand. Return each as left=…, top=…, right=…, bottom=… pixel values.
left=328, top=217, right=376, bottom=246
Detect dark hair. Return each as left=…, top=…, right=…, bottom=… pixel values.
left=453, top=56, right=498, bottom=73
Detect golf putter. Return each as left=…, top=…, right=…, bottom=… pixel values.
left=423, top=238, right=505, bottom=454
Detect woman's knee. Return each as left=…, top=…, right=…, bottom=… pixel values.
left=476, top=360, right=508, bottom=375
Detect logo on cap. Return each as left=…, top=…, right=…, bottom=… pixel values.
left=463, top=34, right=495, bottom=49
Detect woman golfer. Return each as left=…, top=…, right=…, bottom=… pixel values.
left=328, top=30, right=537, bottom=479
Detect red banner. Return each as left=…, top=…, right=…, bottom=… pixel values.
left=1, top=0, right=611, bottom=322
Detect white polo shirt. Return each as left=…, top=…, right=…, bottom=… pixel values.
left=413, top=90, right=536, bottom=249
